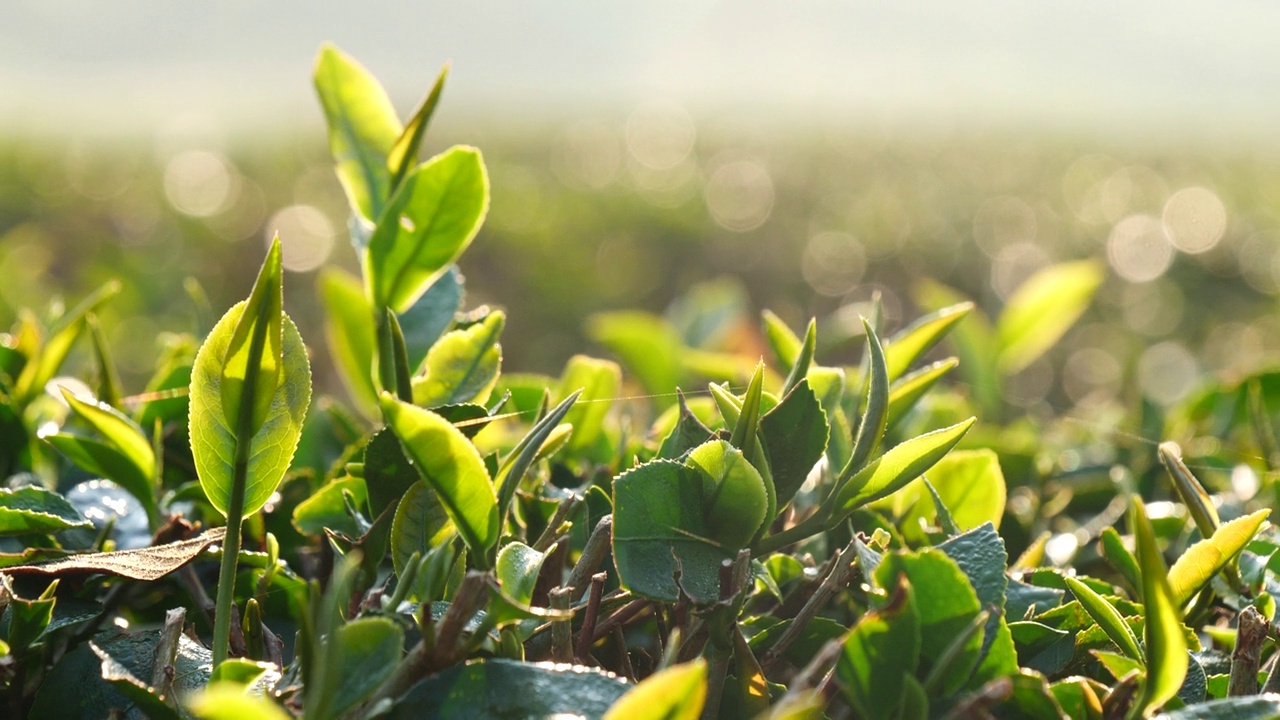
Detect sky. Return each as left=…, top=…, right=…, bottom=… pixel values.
left=2, top=1, right=1278, bottom=141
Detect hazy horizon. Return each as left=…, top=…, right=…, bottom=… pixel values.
left=3, top=1, right=1278, bottom=146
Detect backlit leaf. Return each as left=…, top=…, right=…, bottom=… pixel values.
left=314, top=44, right=401, bottom=221
left=190, top=299, right=311, bottom=518
left=1168, top=509, right=1269, bottom=606
left=996, top=259, right=1103, bottom=374
left=686, top=439, right=770, bottom=549
left=317, top=267, right=377, bottom=416
left=1064, top=576, right=1143, bottom=662
left=884, top=302, right=972, bottom=382
left=381, top=394, right=498, bottom=566
left=835, top=418, right=976, bottom=514
left=412, top=310, right=503, bottom=408
left=367, top=146, right=489, bottom=313
left=1133, top=496, right=1189, bottom=716
left=603, top=659, right=707, bottom=720
left=0, top=485, right=92, bottom=536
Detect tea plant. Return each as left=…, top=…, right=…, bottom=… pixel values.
left=1, top=42, right=1279, bottom=720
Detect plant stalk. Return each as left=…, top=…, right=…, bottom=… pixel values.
left=211, top=439, right=250, bottom=668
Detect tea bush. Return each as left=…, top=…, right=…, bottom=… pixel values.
left=2, top=43, right=1280, bottom=720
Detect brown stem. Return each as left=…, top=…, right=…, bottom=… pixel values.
left=591, top=599, right=650, bottom=644
left=612, top=625, right=637, bottom=683
left=533, top=494, right=581, bottom=552
left=576, top=572, right=608, bottom=664
left=1231, top=606, right=1269, bottom=696
left=549, top=587, right=573, bottom=663
left=761, top=537, right=860, bottom=672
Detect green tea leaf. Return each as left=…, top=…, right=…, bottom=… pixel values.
left=494, top=541, right=546, bottom=609
left=388, top=63, right=449, bottom=189
left=292, top=477, right=368, bottom=537
left=55, top=386, right=157, bottom=520
left=1155, top=696, right=1280, bottom=720
left=1168, top=509, right=1269, bottom=606
left=603, top=658, right=707, bottom=720
left=380, top=394, right=498, bottom=566
left=996, top=259, right=1103, bottom=374
left=400, top=266, right=465, bottom=372
left=1100, top=527, right=1142, bottom=597
left=686, top=439, right=770, bottom=549
left=310, top=617, right=404, bottom=720
left=190, top=684, right=292, bottom=720
left=835, top=417, right=976, bottom=514
left=587, top=311, right=684, bottom=399
left=1064, top=576, right=1143, bottom=662
left=886, top=358, right=958, bottom=432
left=612, top=459, right=734, bottom=603
left=556, top=355, right=621, bottom=454
left=836, top=575, right=920, bottom=720
left=874, top=549, right=984, bottom=696
left=1133, top=496, right=1189, bottom=716
left=761, top=309, right=803, bottom=375
left=314, top=44, right=401, bottom=221
left=884, top=302, right=972, bottom=382
left=912, top=280, right=1002, bottom=417
left=219, top=238, right=284, bottom=438
left=42, top=434, right=159, bottom=525
left=1158, top=441, right=1221, bottom=538
left=412, top=310, right=504, bottom=408
left=781, top=319, right=817, bottom=395
left=846, top=319, right=889, bottom=475
left=918, top=449, right=1006, bottom=532
left=760, top=379, right=829, bottom=510
left=0, top=485, right=91, bottom=536
left=190, top=301, right=311, bottom=518
left=317, top=267, right=377, bottom=416
left=367, top=146, right=489, bottom=313
left=493, top=391, right=580, bottom=526
left=390, top=481, right=455, bottom=577
left=387, top=659, right=628, bottom=720
left=14, top=280, right=120, bottom=405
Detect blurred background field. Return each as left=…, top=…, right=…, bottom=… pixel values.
left=4, top=1, right=1280, bottom=419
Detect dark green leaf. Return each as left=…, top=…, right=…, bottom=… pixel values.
left=388, top=658, right=628, bottom=720
left=836, top=575, right=920, bottom=720
left=612, top=459, right=733, bottom=603
left=0, top=485, right=92, bottom=536
left=493, top=391, right=580, bottom=525
left=400, top=266, right=464, bottom=372
left=1155, top=696, right=1280, bottom=720
left=761, top=379, right=829, bottom=510
left=390, top=482, right=455, bottom=578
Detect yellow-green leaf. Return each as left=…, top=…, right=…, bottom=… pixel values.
left=190, top=299, right=311, bottom=518
left=1132, top=496, right=1189, bottom=716
left=884, top=302, right=972, bottom=382
left=219, top=238, right=284, bottom=438
left=836, top=417, right=976, bottom=513
left=367, top=146, right=489, bottom=313
left=1064, top=576, right=1143, bottom=662
left=380, top=394, right=499, bottom=566
left=314, top=44, right=402, bottom=221
left=1168, top=509, right=1270, bottom=606
left=603, top=659, right=707, bottom=720
left=411, top=311, right=503, bottom=408
left=996, top=259, right=1104, bottom=374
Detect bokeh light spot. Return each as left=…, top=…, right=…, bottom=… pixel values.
left=265, top=205, right=335, bottom=273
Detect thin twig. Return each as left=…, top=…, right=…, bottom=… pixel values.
left=591, top=599, right=650, bottom=644
left=533, top=494, right=581, bottom=552
left=760, top=537, right=860, bottom=672
left=612, top=625, right=637, bottom=683
left=576, top=572, right=608, bottom=664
